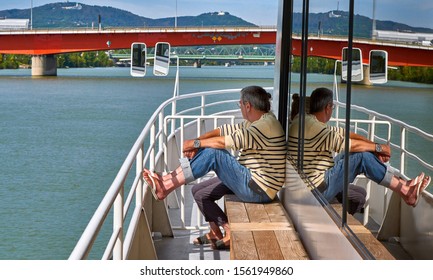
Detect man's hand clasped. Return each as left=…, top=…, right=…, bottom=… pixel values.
left=375, top=144, right=391, bottom=163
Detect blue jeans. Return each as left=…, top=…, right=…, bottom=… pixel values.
left=322, top=152, right=392, bottom=201
left=180, top=148, right=272, bottom=203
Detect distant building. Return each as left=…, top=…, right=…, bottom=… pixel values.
left=374, top=30, right=433, bottom=45
left=0, top=19, right=29, bottom=30
left=62, top=3, right=83, bottom=10
left=328, top=11, right=341, bottom=18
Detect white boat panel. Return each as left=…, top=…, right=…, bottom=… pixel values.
left=279, top=161, right=362, bottom=260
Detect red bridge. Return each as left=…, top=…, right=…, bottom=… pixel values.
left=0, top=27, right=431, bottom=74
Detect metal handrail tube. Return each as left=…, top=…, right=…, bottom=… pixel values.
left=176, top=99, right=239, bottom=116
left=337, top=102, right=433, bottom=141
left=123, top=174, right=140, bottom=219
left=331, top=118, right=392, bottom=142
left=102, top=226, right=122, bottom=260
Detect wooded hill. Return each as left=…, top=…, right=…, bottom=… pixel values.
left=1, top=2, right=432, bottom=38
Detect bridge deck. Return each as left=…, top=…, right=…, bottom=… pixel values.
left=0, top=28, right=431, bottom=67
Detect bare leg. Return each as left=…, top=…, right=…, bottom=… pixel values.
left=209, top=222, right=224, bottom=240
left=142, top=166, right=186, bottom=200
left=212, top=222, right=231, bottom=249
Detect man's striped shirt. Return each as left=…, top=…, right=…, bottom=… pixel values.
left=219, top=112, right=287, bottom=199
left=288, top=114, right=347, bottom=188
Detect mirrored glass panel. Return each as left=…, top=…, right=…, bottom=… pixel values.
left=369, top=50, right=388, bottom=84
left=341, top=47, right=363, bottom=82
left=130, top=43, right=147, bottom=77
left=153, top=42, right=171, bottom=76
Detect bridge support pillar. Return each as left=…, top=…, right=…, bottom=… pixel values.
left=361, top=65, right=372, bottom=85
left=32, top=55, right=57, bottom=76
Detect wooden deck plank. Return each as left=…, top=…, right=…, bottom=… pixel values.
left=231, top=231, right=258, bottom=260
left=263, top=200, right=294, bottom=223
left=230, top=222, right=292, bottom=231
left=253, top=231, right=284, bottom=260
left=244, top=202, right=270, bottom=222
left=225, top=195, right=249, bottom=223
left=274, top=230, right=309, bottom=260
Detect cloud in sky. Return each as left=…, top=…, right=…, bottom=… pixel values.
left=2, top=0, right=432, bottom=29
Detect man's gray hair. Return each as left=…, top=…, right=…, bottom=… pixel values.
left=240, top=85, right=271, bottom=112
left=310, top=87, right=333, bottom=114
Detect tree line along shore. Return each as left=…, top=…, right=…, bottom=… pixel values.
left=1, top=52, right=432, bottom=84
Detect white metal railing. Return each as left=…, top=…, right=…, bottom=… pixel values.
left=334, top=100, right=433, bottom=175
left=333, top=100, right=433, bottom=225
left=68, top=88, right=247, bottom=260
left=163, top=115, right=236, bottom=229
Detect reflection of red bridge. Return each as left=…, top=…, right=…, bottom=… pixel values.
left=0, top=27, right=431, bottom=74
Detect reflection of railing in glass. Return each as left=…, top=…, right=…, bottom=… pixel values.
left=341, top=47, right=364, bottom=82
left=154, top=42, right=171, bottom=76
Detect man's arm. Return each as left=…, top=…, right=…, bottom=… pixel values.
left=196, top=128, right=221, bottom=140
left=184, top=136, right=226, bottom=152
left=350, top=132, right=371, bottom=142
left=182, top=128, right=226, bottom=158
left=349, top=138, right=391, bottom=161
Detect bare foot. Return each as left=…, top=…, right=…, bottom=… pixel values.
left=142, top=169, right=167, bottom=200
left=405, top=172, right=424, bottom=186
left=413, top=175, right=431, bottom=207
left=142, top=169, right=164, bottom=181
left=405, top=174, right=430, bottom=207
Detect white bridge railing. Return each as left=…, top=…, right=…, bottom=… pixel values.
left=69, top=88, right=433, bottom=260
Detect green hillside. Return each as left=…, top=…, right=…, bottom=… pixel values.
left=0, top=2, right=432, bottom=37
left=0, top=2, right=255, bottom=28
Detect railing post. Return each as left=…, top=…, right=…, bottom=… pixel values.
left=171, top=101, right=177, bottom=135
left=113, top=184, right=124, bottom=260
left=159, top=112, right=164, bottom=154
left=136, top=147, right=143, bottom=206
left=363, top=115, right=376, bottom=225
left=400, top=127, right=406, bottom=175
left=180, top=118, right=186, bottom=229
left=150, top=123, right=156, bottom=171
left=201, top=95, right=205, bottom=116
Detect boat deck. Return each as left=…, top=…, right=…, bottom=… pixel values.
left=153, top=181, right=230, bottom=260
left=153, top=182, right=411, bottom=260
left=154, top=229, right=230, bottom=260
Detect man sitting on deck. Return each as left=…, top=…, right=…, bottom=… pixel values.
left=142, top=85, right=287, bottom=250
left=288, top=87, right=430, bottom=207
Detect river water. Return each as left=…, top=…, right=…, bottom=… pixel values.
left=0, top=66, right=432, bottom=259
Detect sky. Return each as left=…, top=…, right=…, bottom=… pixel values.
left=2, top=0, right=433, bottom=29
